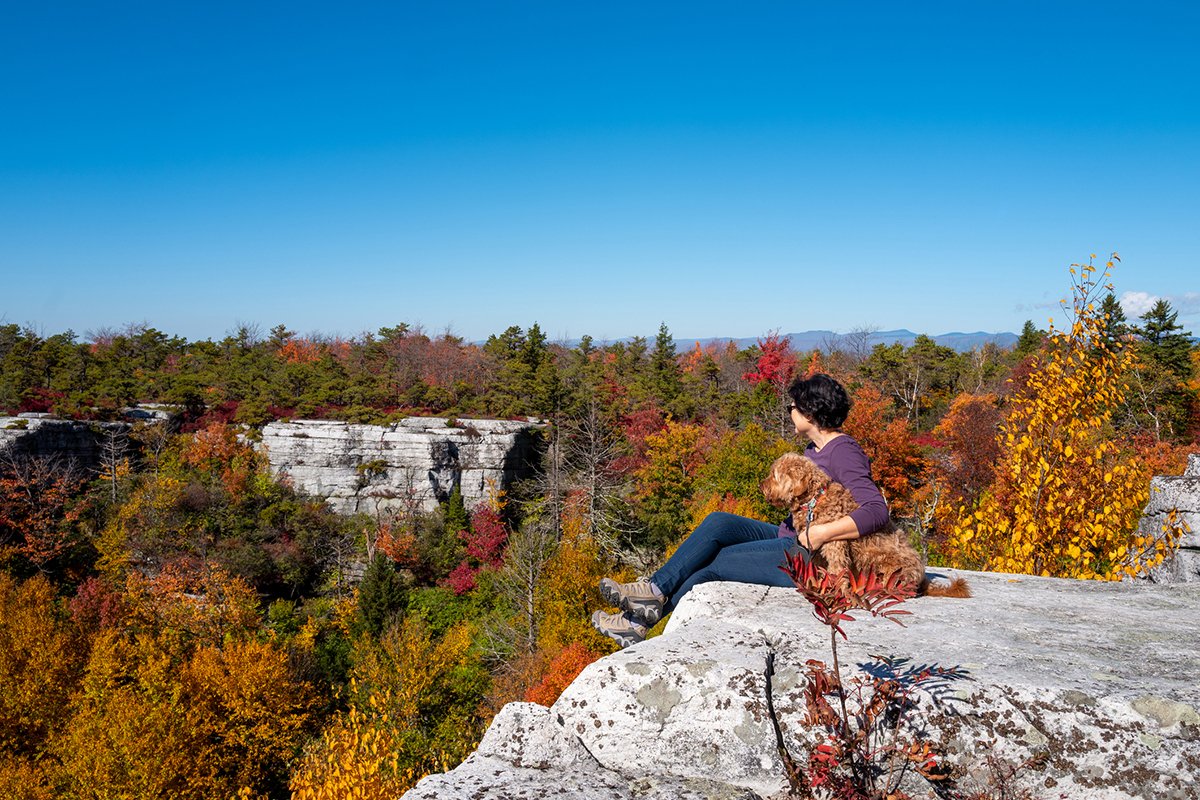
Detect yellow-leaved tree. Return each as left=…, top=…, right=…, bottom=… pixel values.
left=289, top=618, right=485, bottom=800
left=633, top=419, right=708, bottom=549
left=0, top=574, right=85, bottom=796
left=50, top=571, right=317, bottom=800
left=946, top=255, right=1184, bottom=579
left=535, top=489, right=620, bottom=654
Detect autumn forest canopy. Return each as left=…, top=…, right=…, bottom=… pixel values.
left=0, top=260, right=1197, bottom=799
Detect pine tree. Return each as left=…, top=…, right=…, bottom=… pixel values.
left=443, top=484, right=469, bottom=536
left=483, top=325, right=531, bottom=417
left=649, top=322, right=682, bottom=409
left=1014, top=320, right=1044, bottom=358
left=1126, top=298, right=1197, bottom=440
left=358, top=553, right=407, bottom=637
left=1137, top=299, right=1193, bottom=379
left=1098, top=293, right=1129, bottom=347
left=482, top=323, right=561, bottom=417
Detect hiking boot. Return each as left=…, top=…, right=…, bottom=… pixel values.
left=590, top=610, right=647, bottom=649
left=599, top=577, right=665, bottom=626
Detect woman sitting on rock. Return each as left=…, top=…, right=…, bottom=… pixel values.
left=591, top=372, right=890, bottom=648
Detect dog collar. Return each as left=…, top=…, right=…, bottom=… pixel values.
left=803, top=485, right=828, bottom=527
left=800, top=485, right=828, bottom=552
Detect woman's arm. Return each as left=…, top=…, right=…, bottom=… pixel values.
left=804, top=514, right=861, bottom=550
left=805, top=437, right=889, bottom=550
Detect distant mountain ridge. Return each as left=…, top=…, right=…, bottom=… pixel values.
left=556, top=329, right=1019, bottom=353
left=693, top=329, right=1020, bottom=353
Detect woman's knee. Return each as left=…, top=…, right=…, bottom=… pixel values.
left=700, top=511, right=741, bottom=527
left=694, top=517, right=742, bottom=549
left=696, top=511, right=754, bottom=543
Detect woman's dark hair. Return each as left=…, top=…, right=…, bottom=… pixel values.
left=787, top=373, right=852, bottom=430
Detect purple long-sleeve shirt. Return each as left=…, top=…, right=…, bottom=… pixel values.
left=778, top=435, right=890, bottom=538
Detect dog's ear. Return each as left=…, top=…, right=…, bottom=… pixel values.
left=786, top=457, right=812, bottom=502
left=765, top=453, right=802, bottom=505
left=761, top=455, right=788, bottom=503
left=804, top=456, right=832, bottom=491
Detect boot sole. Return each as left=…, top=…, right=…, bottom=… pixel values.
left=599, top=579, right=663, bottom=627
left=590, top=612, right=644, bottom=649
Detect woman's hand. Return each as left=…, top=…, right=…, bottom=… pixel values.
left=803, top=522, right=830, bottom=551
left=805, top=517, right=861, bottom=551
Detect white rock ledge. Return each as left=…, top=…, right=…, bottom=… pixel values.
left=405, top=570, right=1200, bottom=800
left=259, top=418, right=542, bottom=515
left=1141, top=453, right=1200, bottom=583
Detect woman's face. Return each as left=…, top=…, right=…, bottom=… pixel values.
left=790, top=405, right=816, bottom=437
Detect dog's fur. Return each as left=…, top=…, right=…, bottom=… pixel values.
left=761, top=452, right=970, bottom=598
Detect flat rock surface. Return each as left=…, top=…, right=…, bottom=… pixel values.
left=406, top=570, right=1200, bottom=800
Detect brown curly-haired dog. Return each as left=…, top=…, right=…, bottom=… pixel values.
left=761, top=452, right=969, bottom=598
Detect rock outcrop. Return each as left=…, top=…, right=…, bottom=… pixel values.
left=0, top=414, right=132, bottom=470
left=1142, top=453, right=1200, bottom=584
left=260, top=418, right=542, bottom=515
left=406, top=571, right=1200, bottom=800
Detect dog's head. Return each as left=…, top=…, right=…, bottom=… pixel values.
left=761, top=452, right=830, bottom=509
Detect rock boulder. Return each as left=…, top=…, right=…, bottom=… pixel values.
left=406, top=570, right=1200, bottom=800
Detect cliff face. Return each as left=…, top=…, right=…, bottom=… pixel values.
left=0, top=415, right=132, bottom=470
left=1143, top=454, right=1200, bottom=583
left=406, top=571, right=1200, bottom=800
left=259, top=418, right=542, bottom=515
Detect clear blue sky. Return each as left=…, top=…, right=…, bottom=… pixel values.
left=2, top=1, right=1198, bottom=344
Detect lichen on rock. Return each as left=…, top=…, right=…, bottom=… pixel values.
left=405, top=571, right=1200, bottom=799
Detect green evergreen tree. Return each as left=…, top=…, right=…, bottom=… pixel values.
left=481, top=325, right=527, bottom=416
left=532, top=360, right=561, bottom=417
left=649, top=322, right=683, bottom=409
left=521, top=323, right=548, bottom=370
left=268, top=323, right=295, bottom=350
left=558, top=335, right=606, bottom=417
left=1137, top=299, right=1194, bottom=379
left=1014, top=320, right=1044, bottom=358
left=860, top=336, right=959, bottom=428
left=1098, top=293, right=1129, bottom=346
left=443, top=484, right=470, bottom=535
left=525, top=324, right=562, bottom=417
left=357, top=553, right=407, bottom=637
left=482, top=323, right=560, bottom=417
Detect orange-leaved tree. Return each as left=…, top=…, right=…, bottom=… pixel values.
left=180, top=638, right=319, bottom=794
left=288, top=689, right=409, bottom=800
left=533, top=490, right=616, bottom=655
left=524, top=641, right=602, bottom=706
left=0, top=574, right=85, bottom=759
left=52, top=592, right=315, bottom=800
left=930, top=392, right=1001, bottom=510
left=481, top=491, right=618, bottom=711
left=841, top=384, right=928, bottom=519
left=0, top=454, right=86, bottom=575
left=946, top=256, right=1184, bottom=579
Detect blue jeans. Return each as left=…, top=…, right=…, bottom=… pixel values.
left=651, top=512, right=805, bottom=612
